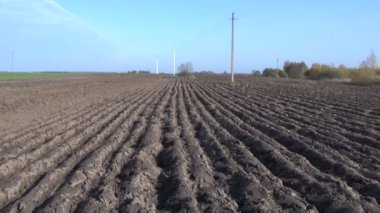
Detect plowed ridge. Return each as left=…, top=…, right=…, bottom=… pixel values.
left=0, top=76, right=379, bottom=212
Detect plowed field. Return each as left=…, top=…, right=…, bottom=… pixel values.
left=0, top=74, right=379, bottom=212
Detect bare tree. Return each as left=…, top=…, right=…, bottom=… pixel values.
left=178, top=62, right=193, bottom=76
left=360, top=50, right=377, bottom=68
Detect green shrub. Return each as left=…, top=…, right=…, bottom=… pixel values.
left=277, top=70, right=288, bottom=78
left=305, top=64, right=352, bottom=80
left=262, top=68, right=279, bottom=77
left=284, top=61, right=308, bottom=78
left=376, top=68, right=380, bottom=75
left=319, top=65, right=343, bottom=79
left=252, top=70, right=261, bottom=76
left=305, top=63, right=321, bottom=79
left=287, top=50, right=379, bottom=84
left=351, top=68, right=380, bottom=85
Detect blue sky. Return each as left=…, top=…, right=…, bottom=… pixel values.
left=0, top=0, right=379, bottom=72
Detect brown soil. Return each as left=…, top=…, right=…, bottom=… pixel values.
left=0, top=74, right=379, bottom=212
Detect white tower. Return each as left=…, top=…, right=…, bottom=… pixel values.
left=11, top=50, right=14, bottom=72
left=231, top=12, right=235, bottom=82
left=173, top=48, right=176, bottom=77
left=156, top=56, right=159, bottom=74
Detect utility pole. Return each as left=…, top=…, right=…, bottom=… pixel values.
left=11, top=50, right=14, bottom=72
left=156, top=56, right=159, bottom=74
left=173, top=48, right=176, bottom=77
left=231, top=12, right=235, bottom=82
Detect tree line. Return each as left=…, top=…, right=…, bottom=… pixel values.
left=258, top=50, right=380, bottom=84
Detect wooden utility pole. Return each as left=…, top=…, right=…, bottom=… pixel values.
left=231, top=13, right=235, bottom=82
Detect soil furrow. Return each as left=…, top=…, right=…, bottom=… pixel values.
left=116, top=81, right=173, bottom=212
left=155, top=80, right=199, bottom=212
left=1, top=75, right=378, bottom=213
left=247, top=88, right=380, bottom=174
left=0, top=90, right=144, bottom=157
left=237, top=78, right=379, bottom=120
left=187, top=80, right=379, bottom=212
left=214, top=80, right=380, bottom=153
left=177, top=82, right=239, bottom=212
left=0, top=87, right=160, bottom=209
left=254, top=90, right=380, bottom=147
left=223, top=79, right=379, bottom=131
left=0, top=99, right=125, bottom=164
left=75, top=85, right=171, bottom=213
left=184, top=81, right=318, bottom=212
left=224, top=80, right=380, bottom=139
left=182, top=82, right=285, bottom=212
left=239, top=82, right=380, bottom=138
left=29, top=84, right=169, bottom=212
left=0, top=89, right=152, bottom=180
left=0, top=101, right=95, bottom=143
left=202, top=81, right=380, bottom=180
left=0, top=89, right=144, bottom=145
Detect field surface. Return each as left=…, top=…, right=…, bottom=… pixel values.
left=0, top=72, right=75, bottom=80
left=0, top=74, right=379, bottom=212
